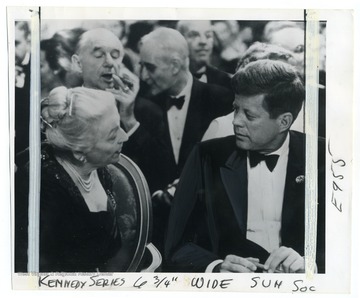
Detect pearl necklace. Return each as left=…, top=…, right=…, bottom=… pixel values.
left=60, top=158, right=95, bottom=192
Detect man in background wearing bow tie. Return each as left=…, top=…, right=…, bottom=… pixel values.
left=135, top=27, right=233, bottom=254
left=165, top=59, right=325, bottom=273
left=176, top=20, right=232, bottom=90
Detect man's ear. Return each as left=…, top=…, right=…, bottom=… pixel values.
left=278, top=112, right=293, bottom=132
left=71, top=54, right=83, bottom=74
left=169, top=57, right=182, bottom=75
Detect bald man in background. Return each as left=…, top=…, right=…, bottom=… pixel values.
left=176, top=20, right=232, bottom=90
left=72, top=28, right=140, bottom=134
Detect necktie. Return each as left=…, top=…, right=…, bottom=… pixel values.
left=166, top=95, right=185, bottom=110
left=249, top=151, right=279, bottom=172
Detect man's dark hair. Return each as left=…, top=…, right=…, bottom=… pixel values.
left=52, top=28, right=86, bottom=57
left=40, top=39, right=68, bottom=81
left=15, top=21, right=30, bottom=39
left=231, top=59, right=304, bottom=122
left=126, top=21, right=154, bottom=53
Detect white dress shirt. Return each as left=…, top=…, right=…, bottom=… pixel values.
left=167, top=72, right=193, bottom=164
left=246, top=133, right=290, bottom=253
left=195, top=66, right=207, bottom=83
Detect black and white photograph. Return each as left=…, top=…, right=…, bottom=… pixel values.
left=3, top=4, right=357, bottom=296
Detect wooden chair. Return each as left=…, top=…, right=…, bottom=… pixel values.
left=106, top=154, right=161, bottom=272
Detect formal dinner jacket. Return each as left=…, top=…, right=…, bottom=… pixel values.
left=205, top=65, right=233, bottom=90
left=165, top=131, right=326, bottom=273
left=123, top=78, right=234, bottom=193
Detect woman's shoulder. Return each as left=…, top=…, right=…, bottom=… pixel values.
left=39, top=145, right=77, bottom=197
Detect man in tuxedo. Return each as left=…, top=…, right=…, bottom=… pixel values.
left=136, top=27, right=233, bottom=190
left=165, top=59, right=325, bottom=273
left=176, top=20, right=232, bottom=89
left=134, top=27, right=233, bottom=253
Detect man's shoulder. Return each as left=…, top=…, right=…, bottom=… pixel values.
left=289, top=130, right=305, bottom=142
left=289, top=130, right=326, bottom=165
left=289, top=130, right=325, bottom=146
left=192, top=77, right=231, bottom=94
left=134, top=95, right=165, bottom=129
left=196, top=135, right=238, bottom=161
left=200, top=134, right=235, bottom=146
left=191, top=79, right=233, bottom=104
left=206, top=65, right=232, bottom=88
left=206, top=65, right=231, bottom=79
left=135, top=95, right=163, bottom=114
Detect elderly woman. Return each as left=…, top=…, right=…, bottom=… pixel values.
left=15, top=86, right=129, bottom=272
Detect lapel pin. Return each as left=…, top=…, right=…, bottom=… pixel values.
left=295, top=175, right=305, bottom=184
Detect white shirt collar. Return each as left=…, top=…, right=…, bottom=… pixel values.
left=196, top=66, right=206, bottom=74
left=266, top=132, right=290, bottom=157
left=171, top=71, right=193, bottom=100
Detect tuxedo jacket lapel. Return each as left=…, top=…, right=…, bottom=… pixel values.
left=220, top=150, right=248, bottom=234
left=152, top=93, right=177, bottom=166
left=218, top=132, right=305, bottom=243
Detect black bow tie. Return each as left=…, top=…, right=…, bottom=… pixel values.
left=249, top=151, right=280, bottom=172
left=166, top=95, right=185, bottom=110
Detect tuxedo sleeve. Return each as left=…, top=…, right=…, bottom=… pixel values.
left=164, top=144, right=220, bottom=272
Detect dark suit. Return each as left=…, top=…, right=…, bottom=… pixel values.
left=165, top=131, right=325, bottom=273
left=205, top=65, right=232, bottom=90
left=122, top=78, right=233, bottom=254
left=124, top=78, right=234, bottom=193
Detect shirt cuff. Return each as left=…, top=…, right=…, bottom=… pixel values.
left=126, top=121, right=140, bottom=137
left=205, top=259, right=223, bottom=273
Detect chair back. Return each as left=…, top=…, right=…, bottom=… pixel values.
left=107, top=154, right=154, bottom=271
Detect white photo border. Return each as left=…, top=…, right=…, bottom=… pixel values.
left=4, top=4, right=357, bottom=297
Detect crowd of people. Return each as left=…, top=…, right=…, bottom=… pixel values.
left=14, top=19, right=326, bottom=273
